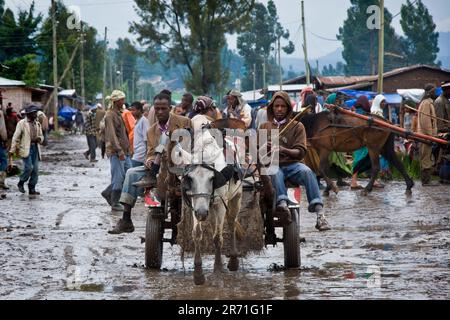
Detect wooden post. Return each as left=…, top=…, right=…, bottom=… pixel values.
left=301, top=1, right=310, bottom=86
left=377, top=0, right=385, bottom=93
left=102, top=27, right=108, bottom=107
left=80, top=21, right=85, bottom=106
left=51, top=0, right=58, bottom=130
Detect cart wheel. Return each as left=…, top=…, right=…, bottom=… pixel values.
left=145, top=208, right=164, bottom=269
left=283, top=208, right=300, bottom=269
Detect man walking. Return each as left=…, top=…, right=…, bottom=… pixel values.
left=101, top=90, right=132, bottom=211
left=95, top=104, right=106, bottom=159
left=418, top=84, right=439, bottom=186
left=9, top=105, right=44, bottom=195
left=83, top=105, right=98, bottom=162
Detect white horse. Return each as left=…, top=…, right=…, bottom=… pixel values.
left=180, top=115, right=244, bottom=285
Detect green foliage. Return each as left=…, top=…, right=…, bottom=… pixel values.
left=400, top=0, right=440, bottom=65
left=338, top=0, right=404, bottom=75
left=322, top=62, right=346, bottom=76
left=2, top=54, right=39, bottom=86
left=237, top=0, right=295, bottom=91
left=114, top=38, right=139, bottom=100
left=0, top=1, right=42, bottom=62
left=391, top=153, right=421, bottom=180
left=37, top=1, right=104, bottom=102
left=131, top=0, right=254, bottom=95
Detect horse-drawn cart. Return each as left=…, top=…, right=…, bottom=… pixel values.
left=143, top=178, right=303, bottom=272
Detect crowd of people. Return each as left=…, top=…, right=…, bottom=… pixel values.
left=1, top=82, right=448, bottom=236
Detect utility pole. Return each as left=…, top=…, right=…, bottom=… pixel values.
left=278, top=36, right=282, bottom=90
left=80, top=21, right=85, bottom=106
left=51, top=0, right=59, bottom=130
left=132, top=71, right=135, bottom=102
left=120, top=62, right=123, bottom=89
left=102, top=27, right=108, bottom=107
left=262, top=58, right=266, bottom=90
left=377, top=0, right=385, bottom=93
left=109, top=59, right=113, bottom=93
left=253, top=63, right=256, bottom=101
left=301, top=1, right=310, bottom=86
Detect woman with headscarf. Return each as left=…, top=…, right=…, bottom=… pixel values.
left=371, top=94, right=387, bottom=117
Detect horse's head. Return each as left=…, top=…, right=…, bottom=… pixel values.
left=182, top=165, right=216, bottom=222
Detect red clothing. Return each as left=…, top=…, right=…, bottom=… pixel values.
left=122, top=109, right=136, bottom=154
left=5, top=111, right=20, bottom=140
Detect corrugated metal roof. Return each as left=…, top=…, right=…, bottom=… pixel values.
left=283, top=65, right=450, bottom=87
left=0, top=77, right=25, bottom=87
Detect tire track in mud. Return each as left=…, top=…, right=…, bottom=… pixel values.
left=54, top=209, right=73, bottom=230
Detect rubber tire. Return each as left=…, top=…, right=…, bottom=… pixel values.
left=283, top=208, right=301, bottom=269
left=145, top=209, right=164, bottom=269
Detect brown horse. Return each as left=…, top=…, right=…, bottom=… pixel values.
left=300, top=110, right=415, bottom=195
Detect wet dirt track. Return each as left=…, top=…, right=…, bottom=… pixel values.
left=0, top=135, right=449, bottom=300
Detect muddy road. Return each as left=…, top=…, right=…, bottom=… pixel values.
left=0, top=134, right=449, bottom=300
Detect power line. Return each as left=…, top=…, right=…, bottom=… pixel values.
left=306, top=0, right=419, bottom=43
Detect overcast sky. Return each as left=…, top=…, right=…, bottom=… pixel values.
left=5, top=0, right=450, bottom=59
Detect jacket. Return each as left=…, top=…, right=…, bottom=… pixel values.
left=9, top=118, right=44, bottom=159
left=434, top=95, right=450, bottom=133
left=259, top=91, right=307, bottom=166
left=145, top=114, right=192, bottom=167
left=418, top=98, right=438, bottom=136
left=104, top=106, right=130, bottom=157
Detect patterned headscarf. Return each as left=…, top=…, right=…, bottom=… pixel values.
left=193, top=96, right=214, bottom=114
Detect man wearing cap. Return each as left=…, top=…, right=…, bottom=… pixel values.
left=222, top=89, right=252, bottom=129
left=9, top=105, right=44, bottom=195
left=101, top=90, right=132, bottom=211
left=418, top=84, right=439, bottom=186
left=434, top=81, right=450, bottom=134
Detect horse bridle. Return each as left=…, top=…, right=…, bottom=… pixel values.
left=182, top=164, right=222, bottom=210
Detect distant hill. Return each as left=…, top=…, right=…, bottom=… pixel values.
left=438, top=32, right=450, bottom=69
left=281, top=48, right=343, bottom=73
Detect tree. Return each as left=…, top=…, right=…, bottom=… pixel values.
left=0, top=1, right=42, bottom=62
left=237, top=0, right=295, bottom=91
left=2, top=54, right=38, bottom=85
left=37, top=1, right=104, bottom=102
left=337, top=0, right=404, bottom=75
left=400, top=0, right=440, bottom=65
left=322, top=62, right=346, bottom=76
left=131, top=0, right=254, bottom=95
left=114, top=38, right=139, bottom=100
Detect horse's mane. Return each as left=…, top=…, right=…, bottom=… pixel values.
left=299, top=112, right=330, bottom=138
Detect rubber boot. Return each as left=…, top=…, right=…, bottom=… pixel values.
left=101, top=185, right=113, bottom=206
left=110, top=190, right=124, bottom=211
left=0, top=171, right=9, bottom=190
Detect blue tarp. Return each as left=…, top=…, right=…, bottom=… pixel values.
left=339, top=89, right=403, bottom=105
left=58, top=106, right=78, bottom=121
